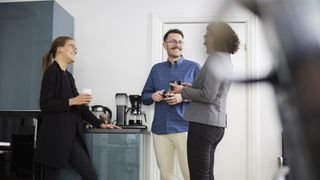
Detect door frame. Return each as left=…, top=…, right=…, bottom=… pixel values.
left=150, top=14, right=259, bottom=180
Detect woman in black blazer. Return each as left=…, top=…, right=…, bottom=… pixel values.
left=34, top=36, right=119, bottom=180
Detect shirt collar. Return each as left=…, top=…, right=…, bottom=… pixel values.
left=53, top=60, right=68, bottom=73
left=166, top=55, right=184, bottom=66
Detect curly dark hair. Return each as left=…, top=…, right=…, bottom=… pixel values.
left=207, top=22, right=240, bottom=54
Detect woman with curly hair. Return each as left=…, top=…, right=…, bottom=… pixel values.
left=170, top=22, right=240, bottom=180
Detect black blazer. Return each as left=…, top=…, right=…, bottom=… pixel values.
left=34, top=61, right=103, bottom=168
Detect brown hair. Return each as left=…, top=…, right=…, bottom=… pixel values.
left=207, top=22, right=240, bottom=54
left=42, top=36, right=74, bottom=73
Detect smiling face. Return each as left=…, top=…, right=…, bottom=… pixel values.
left=57, top=39, right=77, bottom=64
left=163, top=33, right=184, bottom=60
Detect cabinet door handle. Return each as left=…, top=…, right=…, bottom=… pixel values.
left=277, top=156, right=284, bottom=168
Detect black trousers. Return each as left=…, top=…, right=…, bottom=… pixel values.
left=41, top=139, right=97, bottom=180
left=187, top=122, right=225, bottom=180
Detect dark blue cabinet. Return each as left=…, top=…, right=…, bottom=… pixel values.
left=0, top=0, right=73, bottom=178
left=0, top=0, right=74, bottom=111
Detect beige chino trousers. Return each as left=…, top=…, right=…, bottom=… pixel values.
left=153, top=132, right=190, bottom=180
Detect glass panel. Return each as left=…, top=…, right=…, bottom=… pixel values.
left=59, top=134, right=92, bottom=180
left=91, top=134, right=140, bottom=180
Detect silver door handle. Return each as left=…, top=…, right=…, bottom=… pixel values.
left=277, top=156, right=284, bottom=168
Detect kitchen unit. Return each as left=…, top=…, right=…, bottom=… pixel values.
left=60, top=128, right=148, bottom=180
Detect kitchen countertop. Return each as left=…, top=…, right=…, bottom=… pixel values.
left=0, top=110, right=40, bottom=118
left=85, top=128, right=148, bottom=134
left=0, top=111, right=148, bottom=134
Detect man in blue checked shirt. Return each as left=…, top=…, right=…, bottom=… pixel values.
left=142, top=29, right=200, bottom=180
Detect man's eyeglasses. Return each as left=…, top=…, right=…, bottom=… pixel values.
left=165, top=40, right=184, bottom=46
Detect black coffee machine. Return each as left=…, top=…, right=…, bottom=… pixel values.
left=115, top=93, right=147, bottom=129
left=127, top=95, right=147, bottom=126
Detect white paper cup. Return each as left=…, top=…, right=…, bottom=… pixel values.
left=82, top=89, right=92, bottom=106
left=82, top=88, right=92, bottom=95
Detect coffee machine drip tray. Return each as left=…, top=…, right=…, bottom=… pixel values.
left=121, top=125, right=147, bottom=129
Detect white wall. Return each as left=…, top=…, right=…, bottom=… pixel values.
left=54, top=0, right=231, bottom=113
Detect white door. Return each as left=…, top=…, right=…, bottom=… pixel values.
left=162, top=22, right=248, bottom=180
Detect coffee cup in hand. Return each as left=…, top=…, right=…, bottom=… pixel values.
left=82, top=89, right=92, bottom=105
left=82, top=88, right=92, bottom=95
left=162, top=90, right=169, bottom=98
left=170, top=80, right=182, bottom=91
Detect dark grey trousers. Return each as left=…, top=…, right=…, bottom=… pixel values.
left=187, top=122, right=225, bottom=180
left=42, top=139, right=97, bottom=180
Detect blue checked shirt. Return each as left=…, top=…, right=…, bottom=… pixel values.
left=142, top=56, right=200, bottom=134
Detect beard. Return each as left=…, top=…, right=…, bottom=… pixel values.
left=168, top=48, right=182, bottom=58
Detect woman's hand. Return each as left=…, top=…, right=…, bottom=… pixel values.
left=69, top=93, right=92, bottom=106
left=182, top=82, right=192, bottom=88
left=152, top=90, right=164, bottom=102
left=100, top=123, right=121, bottom=129
left=164, top=93, right=183, bottom=105
left=170, top=84, right=184, bottom=94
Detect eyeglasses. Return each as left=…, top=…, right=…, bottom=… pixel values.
left=65, top=44, right=78, bottom=54
left=165, top=40, right=184, bottom=46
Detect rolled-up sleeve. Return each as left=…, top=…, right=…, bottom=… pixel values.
left=142, top=67, right=155, bottom=105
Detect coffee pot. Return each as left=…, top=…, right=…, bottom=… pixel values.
left=127, top=95, right=147, bottom=126
left=128, top=112, right=146, bottom=126
left=115, top=93, right=147, bottom=128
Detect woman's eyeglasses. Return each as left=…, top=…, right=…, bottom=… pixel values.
left=65, top=44, right=78, bottom=54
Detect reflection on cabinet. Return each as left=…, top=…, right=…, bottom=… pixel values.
left=92, top=134, right=140, bottom=180
left=61, top=131, right=145, bottom=180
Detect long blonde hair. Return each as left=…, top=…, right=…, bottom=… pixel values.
left=42, top=36, right=74, bottom=73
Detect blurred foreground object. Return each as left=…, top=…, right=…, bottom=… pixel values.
left=227, top=0, right=320, bottom=179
